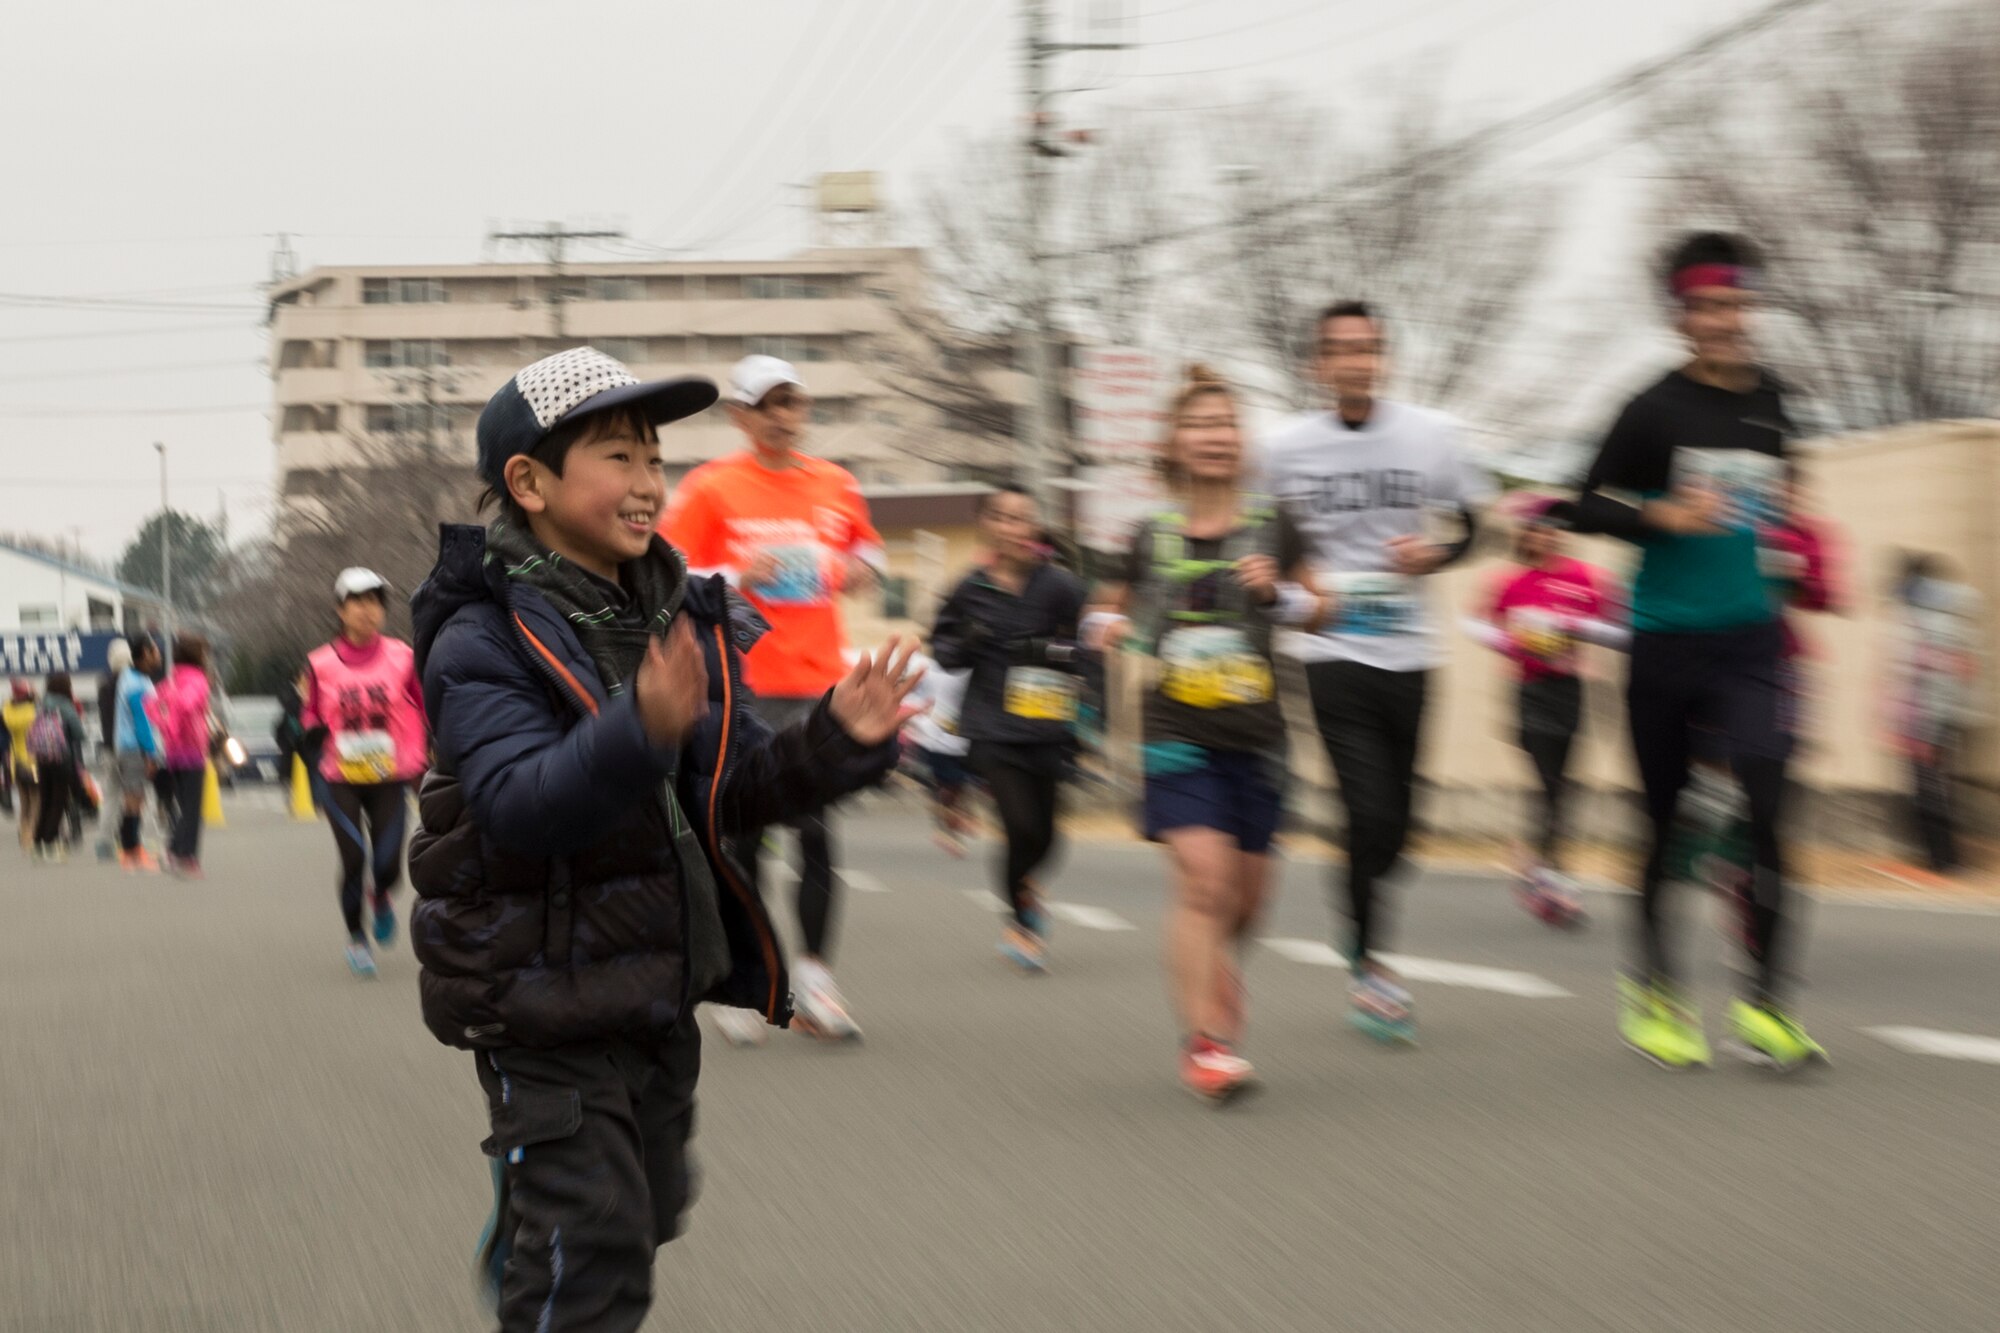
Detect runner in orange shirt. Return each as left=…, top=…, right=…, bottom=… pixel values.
left=661, top=355, right=885, bottom=1045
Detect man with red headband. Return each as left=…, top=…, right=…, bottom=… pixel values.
left=1575, top=231, right=1826, bottom=1073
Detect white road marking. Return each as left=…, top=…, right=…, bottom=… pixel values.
left=1259, top=937, right=1573, bottom=998
left=1863, top=1026, right=2000, bottom=1065
left=1046, top=903, right=1137, bottom=932
left=1261, top=938, right=1347, bottom=967
left=762, top=865, right=888, bottom=892
left=956, top=891, right=1134, bottom=930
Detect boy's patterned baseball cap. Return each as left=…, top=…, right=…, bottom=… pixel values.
left=476, top=346, right=717, bottom=488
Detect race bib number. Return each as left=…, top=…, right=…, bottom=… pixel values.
left=755, top=543, right=828, bottom=606
left=334, top=730, right=396, bottom=784
left=1003, top=667, right=1079, bottom=723
left=1672, top=449, right=1784, bottom=533
left=1159, top=625, right=1274, bottom=710
left=1330, top=573, right=1419, bottom=637
left=1508, top=606, right=1574, bottom=662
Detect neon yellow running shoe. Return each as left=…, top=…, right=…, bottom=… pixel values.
left=1727, top=1000, right=1828, bottom=1072
left=1619, top=976, right=1710, bottom=1070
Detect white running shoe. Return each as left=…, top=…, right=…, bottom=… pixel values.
left=793, top=963, right=863, bottom=1043
left=709, top=1004, right=769, bottom=1048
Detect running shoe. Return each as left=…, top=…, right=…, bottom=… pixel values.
left=1348, top=966, right=1416, bottom=1046
left=1180, top=1035, right=1258, bottom=1103
left=371, top=893, right=397, bottom=949
left=1725, top=999, right=1828, bottom=1072
left=473, top=1155, right=513, bottom=1314
left=1618, top=975, right=1710, bottom=1070
left=345, top=941, right=377, bottom=979
left=998, top=923, right=1048, bottom=974
left=710, top=1004, right=769, bottom=1048
left=166, top=855, right=202, bottom=879
left=1532, top=869, right=1587, bottom=929
left=793, top=968, right=863, bottom=1042
left=120, top=848, right=161, bottom=874
left=1017, top=885, right=1049, bottom=941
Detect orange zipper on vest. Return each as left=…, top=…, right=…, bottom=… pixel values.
left=707, top=623, right=782, bottom=1023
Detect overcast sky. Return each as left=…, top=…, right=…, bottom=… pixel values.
left=2, top=0, right=1766, bottom=561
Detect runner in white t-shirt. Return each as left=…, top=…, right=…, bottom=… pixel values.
left=1260, top=301, right=1494, bottom=1045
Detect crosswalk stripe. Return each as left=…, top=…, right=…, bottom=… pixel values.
left=762, top=864, right=889, bottom=892
left=1046, top=903, right=1137, bottom=932
left=1259, top=937, right=1573, bottom=998
left=1863, top=1026, right=2000, bottom=1065
left=956, top=891, right=1135, bottom=931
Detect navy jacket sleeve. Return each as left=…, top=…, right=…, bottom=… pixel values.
left=705, top=696, right=897, bottom=835
left=426, top=611, right=677, bottom=859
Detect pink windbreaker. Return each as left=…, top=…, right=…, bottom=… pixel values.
left=150, top=663, right=212, bottom=771
left=302, top=635, right=429, bottom=785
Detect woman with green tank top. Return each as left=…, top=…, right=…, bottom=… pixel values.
left=1087, top=366, right=1324, bottom=1103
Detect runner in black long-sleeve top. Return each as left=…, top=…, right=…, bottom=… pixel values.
left=931, top=484, right=1087, bottom=973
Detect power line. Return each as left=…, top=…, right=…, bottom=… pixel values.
left=1056, top=0, right=1832, bottom=256
left=1141, top=0, right=1354, bottom=45
left=0, top=358, right=262, bottom=385
left=0, top=291, right=263, bottom=314
left=0, top=402, right=268, bottom=418
left=645, top=0, right=877, bottom=250
left=0, top=320, right=252, bottom=345
left=9, top=474, right=274, bottom=490
left=683, top=0, right=1016, bottom=254
left=1123, top=0, right=1476, bottom=78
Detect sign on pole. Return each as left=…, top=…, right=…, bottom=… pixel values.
left=0, top=630, right=124, bottom=676
left=1073, top=346, right=1170, bottom=553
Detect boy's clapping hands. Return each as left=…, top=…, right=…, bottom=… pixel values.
left=830, top=636, right=928, bottom=744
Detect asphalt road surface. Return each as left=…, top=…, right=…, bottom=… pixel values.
left=5, top=794, right=1997, bottom=1332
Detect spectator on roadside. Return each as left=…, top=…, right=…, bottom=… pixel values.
left=29, top=673, right=87, bottom=861
left=6, top=680, right=42, bottom=856
left=1885, top=553, right=1985, bottom=878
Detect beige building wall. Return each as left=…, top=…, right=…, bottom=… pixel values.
left=1096, top=421, right=1999, bottom=838
left=1381, top=420, right=2000, bottom=807
left=266, top=248, right=991, bottom=521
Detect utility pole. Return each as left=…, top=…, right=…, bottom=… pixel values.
left=1020, top=1, right=1127, bottom=523
left=486, top=221, right=626, bottom=341
left=155, top=441, right=173, bottom=662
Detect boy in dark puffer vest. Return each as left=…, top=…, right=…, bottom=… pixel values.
left=409, top=347, right=922, bottom=1332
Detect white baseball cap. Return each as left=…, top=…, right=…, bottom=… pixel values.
left=334, top=567, right=389, bottom=602
left=728, top=354, right=806, bottom=406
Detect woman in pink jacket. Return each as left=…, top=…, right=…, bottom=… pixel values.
left=151, top=633, right=214, bottom=878
left=302, top=568, right=429, bottom=977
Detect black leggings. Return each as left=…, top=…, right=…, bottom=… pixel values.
left=1517, top=675, right=1583, bottom=867
left=747, top=696, right=841, bottom=961
left=167, top=768, right=206, bottom=862
left=1305, top=661, right=1428, bottom=963
left=1627, top=623, right=1791, bottom=1004
left=326, top=781, right=408, bottom=938
left=1910, top=740, right=1960, bottom=874
left=748, top=809, right=838, bottom=959
left=970, top=742, right=1065, bottom=927
left=32, top=759, right=75, bottom=850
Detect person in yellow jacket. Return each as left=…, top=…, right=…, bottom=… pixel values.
left=5, top=680, right=41, bottom=856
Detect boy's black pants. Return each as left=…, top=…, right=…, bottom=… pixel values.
left=476, top=1019, right=701, bottom=1333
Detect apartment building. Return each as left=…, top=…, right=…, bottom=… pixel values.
left=266, top=246, right=999, bottom=520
